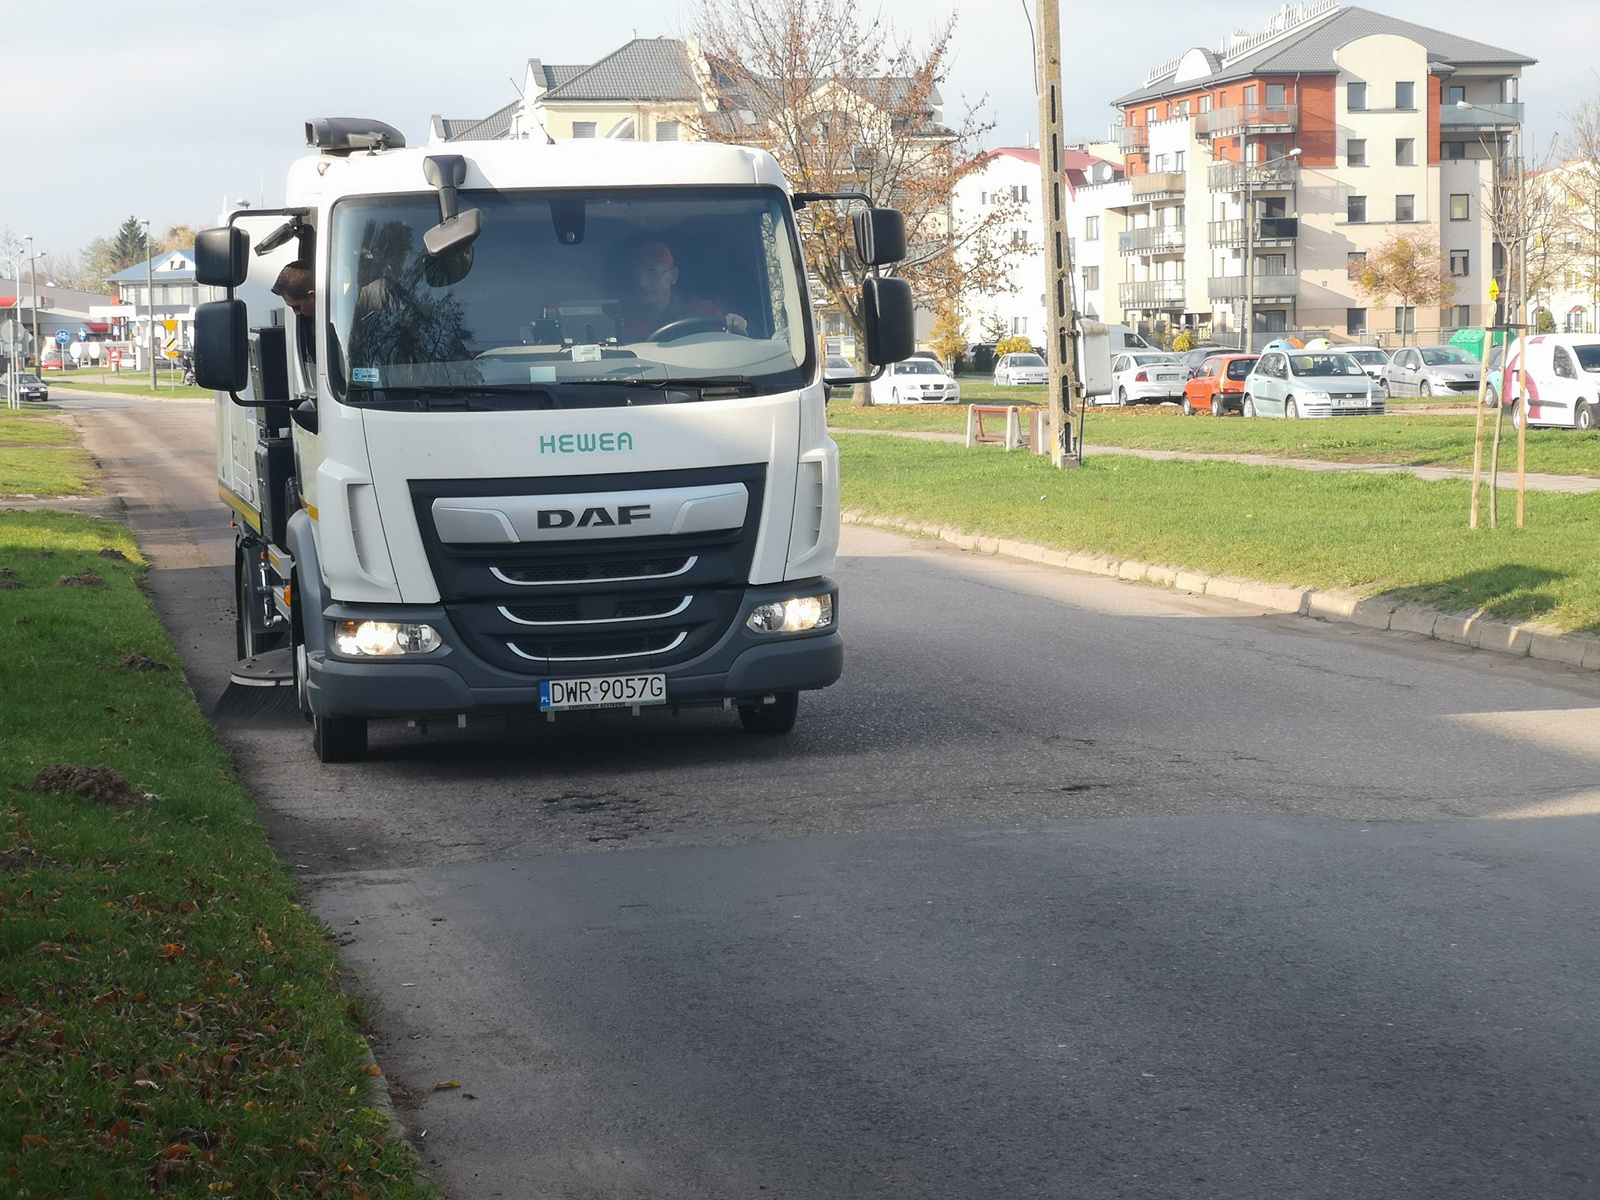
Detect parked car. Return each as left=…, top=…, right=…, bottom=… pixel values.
left=1109, top=352, right=1186, bottom=406
left=0, top=372, right=49, bottom=402
left=1177, top=344, right=1229, bottom=375
left=1379, top=344, right=1481, bottom=399
left=1497, top=334, right=1600, bottom=430
left=1341, top=345, right=1391, bottom=384
left=824, top=354, right=854, bottom=382
left=993, top=352, right=1048, bottom=386
left=1484, top=341, right=1506, bottom=408
left=870, top=358, right=961, bottom=404
left=1181, top=353, right=1258, bottom=416
left=37, top=352, right=77, bottom=371
left=1243, top=350, right=1382, bottom=418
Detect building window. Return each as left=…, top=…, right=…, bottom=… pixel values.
left=1448, top=85, right=1466, bottom=106
left=1446, top=304, right=1471, bottom=329
left=1348, top=81, right=1367, bottom=111
left=1011, top=228, right=1029, bottom=248
left=1450, top=193, right=1470, bottom=220
left=1347, top=307, right=1367, bottom=336
left=1083, top=266, right=1100, bottom=291
left=1011, top=184, right=1030, bottom=202
left=1175, top=150, right=1186, bottom=171
left=1396, top=138, right=1415, bottom=166
left=1266, top=83, right=1286, bottom=107
left=1085, top=216, right=1100, bottom=241
left=1446, top=141, right=1466, bottom=160
left=1254, top=309, right=1288, bottom=333
left=655, top=121, right=680, bottom=141
left=1011, top=317, right=1028, bottom=336
left=1449, top=250, right=1470, bottom=276
left=1146, top=107, right=1158, bottom=124
left=1504, top=78, right=1519, bottom=103
left=1199, top=95, right=1212, bottom=113
left=1244, top=85, right=1258, bottom=106
left=1395, top=81, right=1415, bottom=110
left=1347, top=138, right=1367, bottom=166
left=1394, top=306, right=1416, bottom=334
left=1395, top=194, right=1416, bottom=222
left=1347, top=195, right=1367, bottom=223
left=1154, top=153, right=1169, bottom=171
left=572, top=121, right=597, bottom=138
left=1174, top=100, right=1190, bottom=118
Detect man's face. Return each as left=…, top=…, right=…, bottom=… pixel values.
left=285, top=291, right=315, bottom=318
left=634, top=261, right=676, bottom=312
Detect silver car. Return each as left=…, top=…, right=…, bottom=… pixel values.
left=993, top=352, right=1048, bottom=386
left=1243, top=350, right=1383, bottom=418
left=1341, top=345, right=1391, bottom=384
left=1380, top=344, right=1481, bottom=399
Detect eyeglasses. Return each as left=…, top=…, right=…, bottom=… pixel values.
left=634, top=265, right=674, bottom=281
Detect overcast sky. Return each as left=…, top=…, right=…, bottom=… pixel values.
left=2, top=0, right=1595, bottom=267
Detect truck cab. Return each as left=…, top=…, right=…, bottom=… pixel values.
left=197, top=119, right=912, bottom=761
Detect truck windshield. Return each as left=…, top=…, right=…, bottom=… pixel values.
left=327, top=186, right=811, bottom=407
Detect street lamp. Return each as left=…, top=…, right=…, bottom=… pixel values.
left=24, top=235, right=38, bottom=373
left=3, top=251, right=24, bottom=409
left=1243, top=146, right=1301, bottom=351
left=140, top=219, right=158, bottom=389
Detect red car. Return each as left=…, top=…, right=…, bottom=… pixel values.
left=1182, top=353, right=1259, bottom=416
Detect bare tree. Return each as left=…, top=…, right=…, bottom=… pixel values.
left=1354, top=229, right=1457, bottom=345
left=1557, top=97, right=1600, bottom=332
left=689, top=0, right=1020, bottom=403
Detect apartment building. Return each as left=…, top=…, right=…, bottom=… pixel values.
left=951, top=146, right=1123, bottom=345
left=1103, top=1, right=1533, bottom=348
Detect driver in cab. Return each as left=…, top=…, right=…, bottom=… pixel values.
left=620, top=241, right=747, bottom=340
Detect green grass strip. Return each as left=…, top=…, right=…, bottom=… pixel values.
left=0, top=413, right=74, bottom=447
left=0, top=446, right=99, bottom=497
left=829, top=403, right=1600, bottom=479
left=49, top=378, right=213, bottom=401
left=837, top=433, right=1600, bottom=633
left=0, top=512, right=432, bottom=1197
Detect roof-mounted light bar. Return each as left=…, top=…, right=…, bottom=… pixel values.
left=305, top=117, right=406, bottom=156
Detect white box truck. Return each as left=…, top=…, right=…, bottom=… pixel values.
left=196, top=118, right=913, bottom=761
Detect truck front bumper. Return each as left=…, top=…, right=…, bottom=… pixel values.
left=304, top=581, right=843, bottom=719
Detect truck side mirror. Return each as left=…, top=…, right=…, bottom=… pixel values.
left=194, top=299, right=249, bottom=393
left=194, top=227, right=249, bottom=288
left=853, top=208, right=906, bottom=266
left=862, top=276, right=914, bottom=365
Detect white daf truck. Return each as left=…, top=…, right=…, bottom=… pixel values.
left=197, top=118, right=912, bottom=762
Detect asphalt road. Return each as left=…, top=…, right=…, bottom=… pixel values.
left=60, top=393, right=1600, bottom=1198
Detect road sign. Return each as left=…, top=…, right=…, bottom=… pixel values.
left=77, top=327, right=88, bottom=341
left=55, top=329, right=69, bottom=346
left=1489, top=279, right=1501, bottom=301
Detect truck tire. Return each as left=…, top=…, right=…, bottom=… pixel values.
left=314, top=712, right=368, bottom=763
left=739, top=691, right=799, bottom=735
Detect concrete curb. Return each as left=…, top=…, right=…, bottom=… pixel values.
left=843, top=509, right=1600, bottom=671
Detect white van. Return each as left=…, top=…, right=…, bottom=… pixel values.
left=1498, top=335, right=1600, bottom=430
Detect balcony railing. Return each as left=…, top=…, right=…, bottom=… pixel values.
left=1209, top=161, right=1301, bottom=192
left=1119, top=278, right=1187, bottom=309
left=1131, top=170, right=1187, bottom=200
left=1195, top=103, right=1299, bottom=138
left=1207, top=217, right=1300, bottom=246
left=1118, top=226, right=1186, bottom=255
left=1440, top=101, right=1525, bottom=128
left=1207, top=267, right=1298, bottom=301
left=1112, top=122, right=1148, bottom=152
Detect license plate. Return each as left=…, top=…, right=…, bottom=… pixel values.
left=539, top=673, right=667, bottom=711
left=1336, top=396, right=1364, bottom=407
left=1158, top=374, right=1177, bottom=381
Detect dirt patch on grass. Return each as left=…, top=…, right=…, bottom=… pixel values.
left=97, top=547, right=129, bottom=561
left=98, top=652, right=169, bottom=673
left=57, top=569, right=105, bottom=587
left=26, top=764, right=151, bottom=811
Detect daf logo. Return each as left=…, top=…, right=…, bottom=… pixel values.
left=535, top=504, right=651, bottom=530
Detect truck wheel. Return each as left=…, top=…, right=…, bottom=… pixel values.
left=234, top=551, right=250, bottom=661
left=314, top=712, right=368, bottom=763
left=739, top=692, right=799, bottom=735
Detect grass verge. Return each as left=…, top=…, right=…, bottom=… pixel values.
left=830, top=403, right=1600, bottom=479
left=50, top=377, right=212, bottom=401
left=837, top=433, right=1600, bottom=633
left=0, top=511, right=431, bottom=1197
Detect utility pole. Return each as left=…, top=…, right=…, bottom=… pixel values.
left=1035, top=0, right=1080, bottom=467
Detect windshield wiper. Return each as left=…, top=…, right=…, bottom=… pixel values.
left=562, top=375, right=757, bottom=393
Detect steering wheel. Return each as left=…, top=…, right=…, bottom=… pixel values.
left=647, top=316, right=726, bottom=342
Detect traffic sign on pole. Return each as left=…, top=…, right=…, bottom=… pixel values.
left=54, top=329, right=70, bottom=346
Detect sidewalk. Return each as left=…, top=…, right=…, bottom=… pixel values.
left=832, top=427, right=1600, bottom=495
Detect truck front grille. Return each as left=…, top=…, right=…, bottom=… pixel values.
left=409, top=465, right=766, bottom=675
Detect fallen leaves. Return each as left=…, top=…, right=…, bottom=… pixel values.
left=431, top=1080, right=460, bottom=1091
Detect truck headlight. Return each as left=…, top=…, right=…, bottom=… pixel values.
left=334, top=620, right=442, bottom=656
left=747, top=593, right=834, bottom=634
